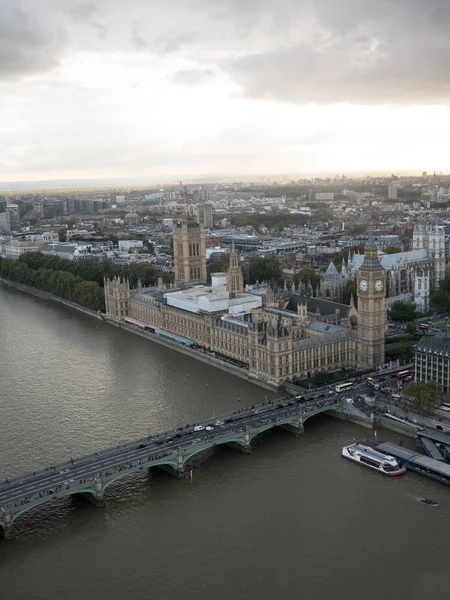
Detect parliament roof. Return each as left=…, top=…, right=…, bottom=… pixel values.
left=285, top=293, right=351, bottom=319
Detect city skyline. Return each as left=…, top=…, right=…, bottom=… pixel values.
left=2, top=0, right=450, bottom=183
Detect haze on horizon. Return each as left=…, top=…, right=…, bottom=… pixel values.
left=1, top=0, right=450, bottom=185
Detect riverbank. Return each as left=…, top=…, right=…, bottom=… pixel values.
left=0, top=278, right=279, bottom=393
left=0, top=278, right=101, bottom=319
left=328, top=405, right=418, bottom=439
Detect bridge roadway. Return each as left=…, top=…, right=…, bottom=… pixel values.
left=0, top=394, right=344, bottom=540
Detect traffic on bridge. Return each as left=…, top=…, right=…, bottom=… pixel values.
left=0, top=392, right=343, bottom=540
left=0, top=364, right=413, bottom=540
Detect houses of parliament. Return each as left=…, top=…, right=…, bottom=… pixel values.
left=105, top=207, right=386, bottom=387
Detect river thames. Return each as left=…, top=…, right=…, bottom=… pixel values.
left=0, top=285, right=448, bottom=600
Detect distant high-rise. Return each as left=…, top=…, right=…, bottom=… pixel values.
left=388, top=184, right=398, bottom=200
left=0, top=199, right=7, bottom=213
left=0, top=211, right=11, bottom=233
left=203, top=202, right=214, bottom=229
left=173, top=206, right=207, bottom=285
left=7, top=204, right=20, bottom=232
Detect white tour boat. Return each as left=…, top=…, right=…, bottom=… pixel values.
left=342, top=442, right=406, bottom=476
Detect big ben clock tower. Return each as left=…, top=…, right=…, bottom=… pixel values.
left=357, top=238, right=386, bottom=370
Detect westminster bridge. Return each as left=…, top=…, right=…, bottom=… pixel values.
left=0, top=394, right=344, bottom=540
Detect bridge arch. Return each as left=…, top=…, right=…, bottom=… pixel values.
left=5, top=486, right=96, bottom=526
left=248, top=423, right=279, bottom=441
left=102, top=467, right=145, bottom=493
left=182, top=436, right=249, bottom=466
left=302, top=407, right=334, bottom=424
left=101, top=455, right=186, bottom=490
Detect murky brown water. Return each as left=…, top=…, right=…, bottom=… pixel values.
left=0, top=285, right=448, bottom=600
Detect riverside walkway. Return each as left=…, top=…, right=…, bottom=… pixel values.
left=0, top=394, right=343, bottom=540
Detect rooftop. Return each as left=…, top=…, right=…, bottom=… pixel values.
left=164, top=283, right=262, bottom=315
left=293, top=329, right=354, bottom=350
left=323, top=261, right=340, bottom=280
left=412, top=455, right=450, bottom=478
left=308, top=321, right=348, bottom=335
left=285, top=293, right=351, bottom=318
left=351, top=249, right=428, bottom=270
left=415, top=333, right=450, bottom=354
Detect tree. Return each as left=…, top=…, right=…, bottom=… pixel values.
left=343, top=280, right=357, bottom=306
left=405, top=322, right=416, bottom=334
left=332, top=244, right=365, bottom=270
left=385, top=341, right=415, bottom=361
left=58, top=229, right=67, bottom=242
left=311, top=372, right=333, bottom=386
left=349, top=224, right=367, bottom=235
left=208, top=259, right=229, bottom=274
left=293, top=267, right=320, bottom=290
left=402, top=380, right=444, bottom=415
left=389, top=301, right=416, bottom=322
left=0, top=258, right=105, bottom=311
left=432, top=274, right=450, bottom=310
left=383, top=246, right=402, bottom=254
left=248, top=256, right=281, bottom=283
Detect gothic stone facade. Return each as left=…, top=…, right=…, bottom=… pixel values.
left=172, top=206, right=207, bottom=284
left=105, top=273, right=386, bottom=386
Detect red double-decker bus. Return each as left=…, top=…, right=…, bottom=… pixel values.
left=419, top=323, right=429, bottom=331
left=396, top=369, right=413, bottom=380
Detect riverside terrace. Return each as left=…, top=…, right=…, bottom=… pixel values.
left=0, top=395, right=344, bottom=540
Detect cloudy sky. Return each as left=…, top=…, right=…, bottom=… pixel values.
left=1, top=0, right=450, bottom=183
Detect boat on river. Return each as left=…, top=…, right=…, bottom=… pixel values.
left=421, top=497, right=439, bottom=507
left=342, top=442, right=406, bottom=476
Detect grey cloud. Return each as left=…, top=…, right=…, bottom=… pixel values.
left=227, top=0, right=450, bottom=104
left=229, top=38, right=450, bottom=105
left=150, top=32, right=198, bottom=56
left=92, top=21, right=107, bottom=41
left=131, top=26, right=148, bottom=51
left=2, top=0, right=450, bottom=105
left=70, top=0, right=105, bottom=39
left=0, top=1, right=67, bottom=79
left=131, top=26, right=197, bottom=55
left=173, top=69, right=214, bottom=85
left=70, top=0, right=97, bottom=21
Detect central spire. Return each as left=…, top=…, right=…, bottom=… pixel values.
left=227, top=241, right=244, bottom=295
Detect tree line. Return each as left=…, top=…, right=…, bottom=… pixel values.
left=0, top=256, right=106, bottom=311
left=0, top=253, right=174, bottom=312
left=16, top=252, right=173, bottom=288
left=431, top=274, right=450, bottom=310
left=402, top=380, right=444, bottom=415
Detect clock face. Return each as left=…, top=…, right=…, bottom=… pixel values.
left=359, top=279, right=368, bottom=292
left=375, top=279, right=383, bottom=292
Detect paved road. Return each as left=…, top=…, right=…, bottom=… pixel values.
left=0, top=394, right=343, bottom=514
